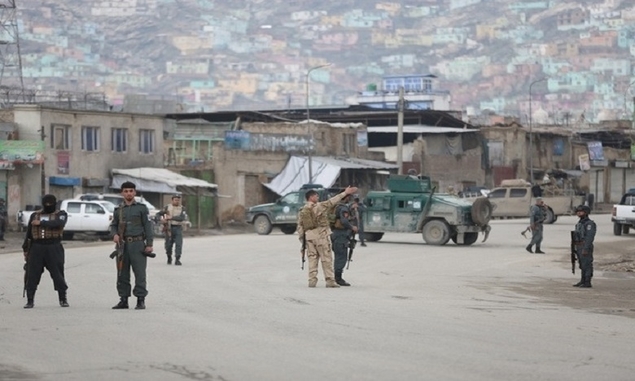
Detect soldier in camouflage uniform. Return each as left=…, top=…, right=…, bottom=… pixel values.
left=331, top=194, right=358, bottom=286
left=572, top=205, right=596, bottom=288
left=526, top=197, right=546, bottom=254
left=297, top=186, right=358, bottom=288
left=110, top=182, right=154, bottom=310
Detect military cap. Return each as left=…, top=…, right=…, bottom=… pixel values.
left=576, top=205, right=591, bottom=214
left=172, top=194, right=182, bottom=199
left=120, top=181, right=136, bottom=190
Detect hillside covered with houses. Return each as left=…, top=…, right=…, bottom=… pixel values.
left=10, top=0, right=635, bottom=123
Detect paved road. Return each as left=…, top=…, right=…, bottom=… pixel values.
left=1, top=215, right=634, bottom=381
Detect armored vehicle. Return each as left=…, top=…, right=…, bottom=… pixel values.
left=362, top=175, right=492, bottom=245
left=246, top=184, right=343, bottom=235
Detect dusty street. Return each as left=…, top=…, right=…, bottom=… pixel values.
left=1, top=214, right=634, bottom=381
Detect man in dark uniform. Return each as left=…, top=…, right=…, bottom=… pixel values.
left=22, top=194, right=69, bottom=308
left=331, top=194, right=357, bottom=286
left=526, top=197, right=546, bottom=254
left=0, top=198, right=7, bottom=240
left=573, top=205, right=596, bottom=288
left=157, top=194, right=187, bottom=265
left=110, top=181, right=154, bottom=310
left=350, top=197, right=367, bottom=247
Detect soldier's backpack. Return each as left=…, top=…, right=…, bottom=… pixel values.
left=299, top=205, right=318, bottom=230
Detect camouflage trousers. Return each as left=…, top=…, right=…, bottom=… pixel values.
left=306, top=238, right=336, bottom=284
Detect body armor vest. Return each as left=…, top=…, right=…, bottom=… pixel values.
left=31, top=211, right=63, bottom=240
left=166, top=204, right=184, bottom=225
left=299, top=205, right=318, bottom=230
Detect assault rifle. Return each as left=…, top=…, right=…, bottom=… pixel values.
left=346, top=236, right=357, bottom=270
left=23, top=239, right=31, bottom=297
left=301, top=232, right=306, bottom=270
left=570, top=231, right=577, bottom=274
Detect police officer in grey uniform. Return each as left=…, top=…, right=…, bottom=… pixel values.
left=110, top=181, right=154, bottom=310
left=526, top=197, right=546, bottom=254
left=573, top=205, right=596, bottom=288
left=331, top=194, right=357, bottom=286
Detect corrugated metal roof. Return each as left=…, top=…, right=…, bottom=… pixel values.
left=368, top=125, right=475, bottom=134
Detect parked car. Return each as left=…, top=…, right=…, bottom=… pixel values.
left=245, top=184, right=344, bottom=235
left=362, top=175, right=492, bottom=245
left=485, top=179, right=584, bottom=223
left=17, top=199, right=114, bottom=240
left=611, top=192, right=635, bottom=235
left=75, top=193, right=162, bottom=236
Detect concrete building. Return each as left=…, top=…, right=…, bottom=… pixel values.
left=2, top=105, right=164, bottom=227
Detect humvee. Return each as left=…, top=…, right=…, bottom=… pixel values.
left=246, top=184, right=343, bottom=235
left=362, top=175, right=492, bottom=245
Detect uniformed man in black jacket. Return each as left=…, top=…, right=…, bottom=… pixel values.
left=573, top=205, right=596, bottom=288
left=22, top=194, right=69, bottom=309
left=331, top=194, right=357, bottom=286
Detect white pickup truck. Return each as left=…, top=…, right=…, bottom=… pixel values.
left=17, top=200, right=115, bottom=240
left=612, top=193, right=635, bottom=235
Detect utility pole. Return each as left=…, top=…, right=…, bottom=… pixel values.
left=305, top=63, right=330, bottom=183
left=40, top=126, right=46, bottom=196
left=396, top=87, right=405, bottom=175
left=0, top=0, right=25, bottom=101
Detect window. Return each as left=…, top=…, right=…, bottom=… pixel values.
left=65, top=202, right=82, bottom=213
left=280, top=192, right=300, bottom=204
left=488, top=189, right=507, bottom=198
left=139, top=129, right=155, bottom=154
left=510, top=189, right=527, bottom=198
left=51, top=124, right=71, bottom=150
left=81, top=126, right=100, bottom=152
left=112, top=128, right=128, bottom=152
left=85, top=203, right=104, bottom=214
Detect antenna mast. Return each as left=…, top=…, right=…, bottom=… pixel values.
left=0, top=0, right=25, bottom=101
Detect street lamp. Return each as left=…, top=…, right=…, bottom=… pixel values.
left=528, top=77, right=548, bottom=183
left=305, top=63, right=331, bottom=183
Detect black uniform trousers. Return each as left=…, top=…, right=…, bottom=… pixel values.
left=25, top=241, right=67, bottom=297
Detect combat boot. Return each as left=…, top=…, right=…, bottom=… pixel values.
left=112, top=297, right=129, bottom=309
left=573, top=271, right=585, bottom=287
left=175, top=257, right=182, bottom=266
left=579, top=277, right=592, bottom=288
left=534, top=246, right=546, bottom=254
left=58, top=291, right=69, bottom=307
left=335, top=271, right=351, bottom=286
left=308, top=279, right=317, bottom=288
left=167, top=254, right=172, bottom=265
left=525, top=244, right=533, bottom=253
left=135, top=297, right=146, bottom=310
left=325, top=279, right=340, bottom=288
left=24, top=299, right=34, bottom=309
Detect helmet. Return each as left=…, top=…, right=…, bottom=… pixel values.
left=575, top=205, right=591, bottom=214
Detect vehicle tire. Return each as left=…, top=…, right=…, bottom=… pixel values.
left=280, top=224, right=297, bottom=235
left=622, top=225, right=630, bottom=235
left=451, top=232, right=479, bottom=246
left=422, top=220, right=451, bottom=245
left=544, top=208, right=556, bottom=224
left=62, top=232, right=74, bottom=240
left=365, top=232, right=384, bottom=242
left=471, top=198, right=492, bottom=227
left=254, top=215, right=273, bottom=235
left=613, top=222, right=622, bottom=236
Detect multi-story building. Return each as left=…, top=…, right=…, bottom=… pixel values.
left=354, top=74, right=451, bottom=110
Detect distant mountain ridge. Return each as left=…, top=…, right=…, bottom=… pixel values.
left=11, top=0, right=635, bottom=122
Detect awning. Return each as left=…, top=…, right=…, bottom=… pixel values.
left=263, top=156, right=398, bottom=196
left=111, top=167, right=218, bottom=196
